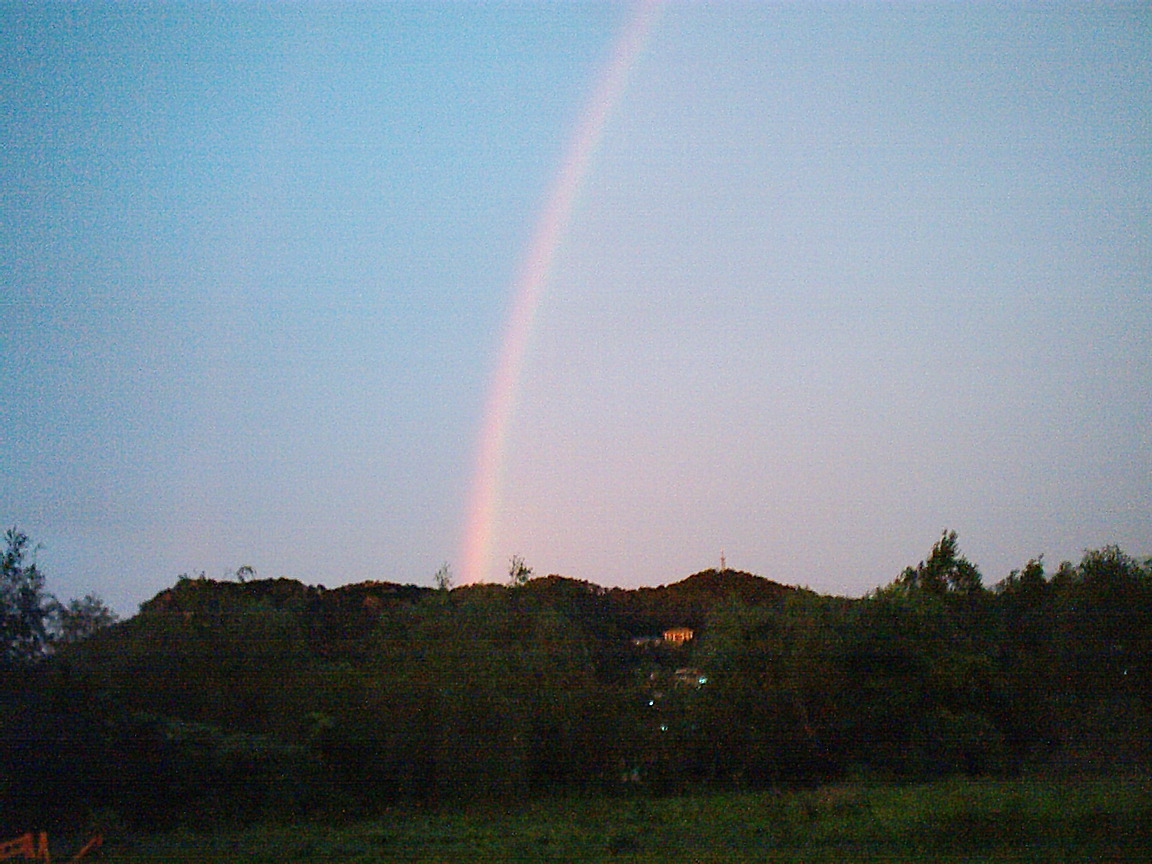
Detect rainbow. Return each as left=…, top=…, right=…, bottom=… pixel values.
left=458, top=1, right=662, bottom=584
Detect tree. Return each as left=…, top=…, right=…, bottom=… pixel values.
left=507, top=555, right=532, bottom=588
left=433, top=563, right=454, bottom=592
left=996, top=557, right=1046, bottom=596
left=1, top=527, right=55, bottom=664
left=898, top=530, right=983, bottom=595
left=1074, top=545, right=1148, bottom=599
left=54, top=593, right=119, bottom=644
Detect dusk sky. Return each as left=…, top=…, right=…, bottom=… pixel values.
left=3, top=2, right=1149, bottom=615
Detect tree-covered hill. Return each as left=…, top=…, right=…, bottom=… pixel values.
left=2, top=534, right=1150, bottom=835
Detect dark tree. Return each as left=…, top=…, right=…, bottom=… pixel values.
left=508, top=554, right=533, bottom=587
left=1, top=528, right=55, bottom=664
left=996, top=557, right=1047, bottom=596
left=899, top=530, right=983, bottom=594
left=433, top=562, right=454, bottom=592
left=54, top=593, right=119, bottom=644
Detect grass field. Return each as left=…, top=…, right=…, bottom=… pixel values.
left=105, top=776, right=1150, bottom=862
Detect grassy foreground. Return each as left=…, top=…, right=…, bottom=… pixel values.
left=107, top=776, right=1150, bottom=862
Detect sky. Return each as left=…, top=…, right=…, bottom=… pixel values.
left=2, top=2, right=1149, bottom=616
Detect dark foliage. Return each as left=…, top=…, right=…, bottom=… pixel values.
left=2, top=535, right=1149, bottom=835
left=1, top=528, right=54, bottom=665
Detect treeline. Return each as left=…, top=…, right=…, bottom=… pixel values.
left=1, top=528, right=118, bottom=664
left=1, top=532, right=1149, bottom=834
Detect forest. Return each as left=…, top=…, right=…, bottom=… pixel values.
left=1, top=529, right=1150, bottom=845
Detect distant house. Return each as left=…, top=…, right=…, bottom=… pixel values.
left=662, top=626, right=694, bottom=645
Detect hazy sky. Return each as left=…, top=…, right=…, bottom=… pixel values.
left=3, top=2, right=1149, bottom=615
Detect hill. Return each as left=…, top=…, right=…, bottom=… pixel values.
left=668, top=567, right=795, bottom=596
left=3, top=542, right=1149, bottom=835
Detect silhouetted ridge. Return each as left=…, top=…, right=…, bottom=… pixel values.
left=665, top=568, right=797, bottom=600
left=28, top=538, right=1151, bottom=827
left=139, top=576, right=430, bottom=616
